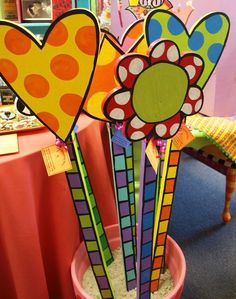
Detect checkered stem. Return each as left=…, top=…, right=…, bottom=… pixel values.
left=109, top=128, right=137, bottom=291
left=65, top=132, right=114, bottom=299
left=136, top=140, right=159, bottom=299
left=151, top=140, right=181, bottom=292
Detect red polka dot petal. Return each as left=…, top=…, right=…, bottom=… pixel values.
left=126, top=116, right=154, bottom=141
left=116, top=54, right=149, bottom=89
left=182, top=86, right=203, bottom=115
left=155, top=113, right=182, bottom=139
left=149, top=40, right=180, bottom=65
left=179, top=54, right=204, bottom=85
left=104, top=89, right=134, bottom=121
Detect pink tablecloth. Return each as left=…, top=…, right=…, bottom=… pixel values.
left=0, top=114, right=117, bottom=299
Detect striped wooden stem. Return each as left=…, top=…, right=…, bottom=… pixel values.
left=66, top=132, right=114, bottom=298
left=136, top=140, right=159, bottom=299
left=125, top=144, right=137, bottom=257
left=109, top=128, right=137, bottom=291
left=151, top=140, right=181, bottom=292
left=223, top=168, right=236, bottom=223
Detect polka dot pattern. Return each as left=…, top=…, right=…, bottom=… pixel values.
left=150, top=40, right=180, bottom=64
left=182, top=86, right=203, bottom=115
left=188, top=31, right=204, bottom=51
left=114, top=91, right=131, bottom=105
left=104, top=89, right=134, bottom=121
left=37, top=111, right=60, bottom=133
left=0, top=11, right=99, bottom=141
left=83, top=36, right=121, bottom=120
left=126, top=117, right=154, bottom=141
left=50, top=54, right=79, bottom=80
left=117, top=54, right=149, bottom=89
left=208, top=43, right=223, bottom=64
left=179, top=54, right=203, bottom=84
left=60, top=94, right=83, bottom=116
left=168, top=15, right=184, bottom=36
left=4, top=29, right=31, bottom=55
left=24, top=74, right=50, bottom=98
left=146, top=10, right=229, bottom=89
left=155, top=113, right=182, bottom=139
left=205, top=14, right=223, bottom=34
left=148, top=19, right=163, bottom=44
left=75, top=26, right=97, bottom=55
left=47, top=22, right=68, bottom=46
left=0, top=59, right=18, bottom=83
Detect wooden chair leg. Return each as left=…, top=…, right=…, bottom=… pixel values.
left=222, top=168, right=236, bottom=223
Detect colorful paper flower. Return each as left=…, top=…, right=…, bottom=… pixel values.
left=103, top=39, right=204, bottom=141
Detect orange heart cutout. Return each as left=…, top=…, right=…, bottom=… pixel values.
left=0, top=9, right=99, bottom=141
left=83, top=20, right=145, bottom=121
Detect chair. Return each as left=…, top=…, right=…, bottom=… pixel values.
left=184, top=114, right=236, bottom=223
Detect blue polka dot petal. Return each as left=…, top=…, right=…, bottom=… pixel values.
left=147, top=19, right=163, bottom=44
left=188, top=31, right=204, bottom=51
left=168, top=15, right=184, bottom=36
left=205, top=14, right=223, bottom=34
left=208, top=43, right=223, bottom=64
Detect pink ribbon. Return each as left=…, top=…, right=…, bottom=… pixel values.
left=156, top=139, right=166, bottom=157
left=55, top=138, right=68, bottom=150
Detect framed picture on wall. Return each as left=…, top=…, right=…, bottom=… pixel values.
left=52, top=0, right=74, bottom=20
left=20, top=0, right=52, bottom=21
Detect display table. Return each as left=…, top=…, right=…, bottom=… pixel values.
left=0, top=114, right=117, bottom=299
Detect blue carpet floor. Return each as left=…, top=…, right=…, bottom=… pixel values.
left=168, top=153, right=236, bottom=299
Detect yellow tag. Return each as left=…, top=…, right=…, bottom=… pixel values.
left=145, top=138, right=160, bottom=173
left=41, top=144, right=72, bottom=176
left=172, top=125, right=195, bottom=150
left=0, top=133, right=18, bottom=155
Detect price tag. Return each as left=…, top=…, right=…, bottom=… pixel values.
left=111, top=129, right=131, bottom=148
left=172, top=124, right=195, bottom=150
left=41, top=144, right=72, bottom=176
left=0, top=133, right=18, bottom=155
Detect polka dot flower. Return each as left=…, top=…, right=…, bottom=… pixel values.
left=103, top=39, right=204, bottom=141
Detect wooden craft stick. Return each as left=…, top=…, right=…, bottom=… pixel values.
left=136, top=140, right=159, bottom=299
left=66, top=132, right=114, bottom=298
left=109, top=128, right=137, bottom=291
left=151, top=140, right=181, bottom=292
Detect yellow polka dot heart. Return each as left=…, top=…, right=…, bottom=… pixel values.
left=0, top=9, right=99, bottom=141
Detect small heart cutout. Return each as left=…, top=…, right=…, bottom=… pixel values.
left=145, top=10, right=230, bottom=88
left=0, top=9, right=99, bottom=141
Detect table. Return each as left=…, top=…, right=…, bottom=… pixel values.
left=0, top=114, right=117, bottom=299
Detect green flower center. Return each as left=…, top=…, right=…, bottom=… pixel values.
left=132, top=62, right=188, bottom=123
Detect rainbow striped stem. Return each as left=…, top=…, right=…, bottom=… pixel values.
left=151, top=140, right=181, bottom=292
left=136, top=140, right=159, bottom=299
left=66, top=132, right=114, bottom=298
left=109, top=128, right=137, bottom=291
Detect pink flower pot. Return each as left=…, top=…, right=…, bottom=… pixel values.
left=71, top=224, right=186, bottom=299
